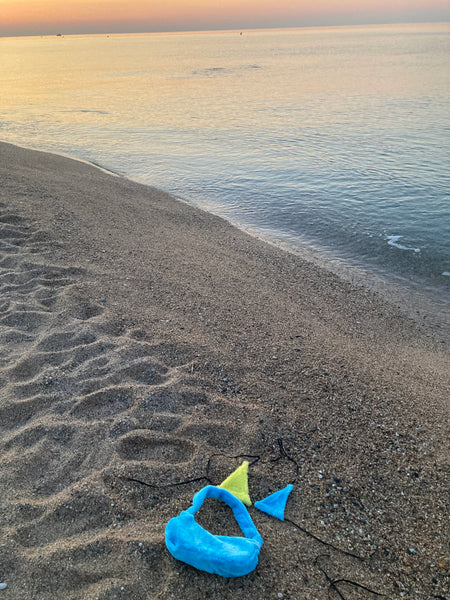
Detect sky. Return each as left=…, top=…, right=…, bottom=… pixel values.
left=1, top=0, right=449, bottom=37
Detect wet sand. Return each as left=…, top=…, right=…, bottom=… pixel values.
left=0, top=141, right=448, bottom=599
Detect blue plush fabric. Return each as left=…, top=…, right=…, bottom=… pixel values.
left=254, top=484, right=293, bottom=521
left=165, top=485, right=263, bottom=577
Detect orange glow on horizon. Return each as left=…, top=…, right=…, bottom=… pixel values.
left=1, top=0, right=448, bottom=35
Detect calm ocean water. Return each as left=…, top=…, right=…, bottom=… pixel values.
left=1, top=24, right=449, bottom=325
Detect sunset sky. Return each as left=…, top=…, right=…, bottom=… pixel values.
left=1, top=0, right=449, bottom=37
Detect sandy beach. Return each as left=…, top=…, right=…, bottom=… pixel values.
left=0, top=141, right=448, bottom=599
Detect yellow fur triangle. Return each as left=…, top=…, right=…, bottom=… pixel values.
left=218, top=460, right=252, bottom=506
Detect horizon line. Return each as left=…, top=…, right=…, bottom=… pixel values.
left=1, top=19, right=449, bottom=39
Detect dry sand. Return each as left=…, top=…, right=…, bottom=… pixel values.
left=0, top=141, right=448, bottom=599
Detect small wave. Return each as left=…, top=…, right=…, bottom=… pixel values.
left=192, top=64, right=261, bottom=78
left=442, top=271, right=450, bottom=277
left=79, top=109, right=109, bottom=114
left=386, top=235, right=421, bottom=253
left=193, top=67, right=227, bottom=77
left=62, top=109, right=109, bottom=115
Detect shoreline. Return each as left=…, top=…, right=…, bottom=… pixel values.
left=8, top=141, right=450, bottom=344
left=219, top=220, right=450, bottom=344
left=0, top=141, right=448, bottom=599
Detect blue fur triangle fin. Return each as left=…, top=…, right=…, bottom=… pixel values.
left=254, top=484, right=293, bottom=521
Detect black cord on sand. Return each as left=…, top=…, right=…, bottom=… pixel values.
left=127, top=452, right=261, bottom=490
left=315, top=555, right=385, bottom=599
left=206, top=452, right=261, bottom=481
left=284, top=517, right=363, bottom=560
left=127, top=475, right=212, bottom=489
left=270, top=438, right=299, bottom=481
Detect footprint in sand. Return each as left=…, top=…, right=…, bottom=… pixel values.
left=109, top=414, right=183, bottom=439
left=3, top=423, right=76, bottom=451
left=0, top=396, right=53, bottom=429
left=63, top=299, right=105, bottom=321
left=70, top=387, right=135, bottom=419
left=7, top=349, right=71, bottom=381
left=115, top=431, right=195, bottom=463
left=0, top=310, right=51, bottom=332
left=109, top=359, right=168, bottom=386
left=0, top=214, right=29, bottom=226
left=36, top=330, right=98, bottom=352
left=14, top=491, right=117, bottom=547
left=142, top=389, right=210, bottom=413
left=177, top=422, right=237, bottom=450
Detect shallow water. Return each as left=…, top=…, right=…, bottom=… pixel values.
left=1, top=24, right=449, bottom=323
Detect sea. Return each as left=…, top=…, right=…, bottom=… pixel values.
left=1, top=23, right=449, bottom=334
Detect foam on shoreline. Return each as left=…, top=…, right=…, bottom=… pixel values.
left=386, top=234, right=421, bottom=253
